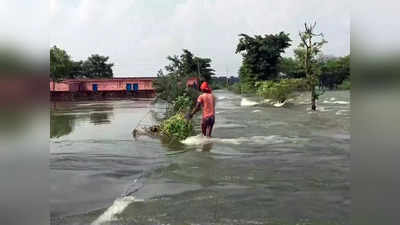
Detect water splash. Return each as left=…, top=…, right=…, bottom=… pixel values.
left=217, top=96, right=228, bottom=100
left=181, top=134, right=305, bottom=146
left=322, top=100, right=349, bottom=105
left=91, top=196, right=141, bottom=225
left=273, top=101, right=287, bottom=107
left=240, top=98, right=258, bottom=106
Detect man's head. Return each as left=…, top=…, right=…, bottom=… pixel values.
left=200, top=82, right=212, bottom=93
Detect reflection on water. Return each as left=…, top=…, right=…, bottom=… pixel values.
left=89, top=112, right=112, bottom=125
left=50, top=114, right=75, bottom=138
left=50, top=102, right=115, bottom=138
left=51, top=91, right=350, bottom=225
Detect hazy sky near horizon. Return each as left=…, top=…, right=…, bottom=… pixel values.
left=50, top=0, right=349, bottom=77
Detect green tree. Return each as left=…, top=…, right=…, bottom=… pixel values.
left=297, top=22, right=327, bottom=111
left=82, top=54, right=114, bottom=78
left=319, top=55, right=350, bottom=89
left=164, top=49, right=214, bottom=82
left=235, top=32, right=292, bottom=87
left=278, top=57, right=305, bottom=78
left=153, top=49, right=215, bottom=115
left=70, top=60, right=84, bottom=78
left=50, top=45, right=74, bottom=81
left=194, top=57, right=214, bottom=82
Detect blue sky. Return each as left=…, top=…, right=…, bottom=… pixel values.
left=50, top=0, right=350, bottom=77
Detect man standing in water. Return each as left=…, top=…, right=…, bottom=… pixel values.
left=187, top=81, right=216, bottom=138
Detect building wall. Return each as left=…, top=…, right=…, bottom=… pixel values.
left=50, top=81, right=70, bottom=91
left=80, top=79, right=153, bottom=91
left=50, top=78, right=155, bottom=92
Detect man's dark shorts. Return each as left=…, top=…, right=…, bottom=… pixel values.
left=201, top=115, right=215, bottom=127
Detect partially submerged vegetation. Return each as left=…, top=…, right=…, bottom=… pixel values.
left=255, top=78, right=308, bottom=102
left=337, top=79, right=350, bottom=90
left=150, top=49, right=215, bottom=141
left=160, top=113, right=193, bottom=140
left=235, top=22, right=350, bottom=109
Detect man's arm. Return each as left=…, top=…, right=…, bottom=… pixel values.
left=189, top=102, right=201, bottom=119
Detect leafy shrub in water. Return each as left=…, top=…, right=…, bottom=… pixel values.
left=171, top=94, right=192, bottom=114
left=337, top=79, right=350, bottom=90
left=160, top=113, right=193, bottom=141
left=256, top=78, right=308, bottom=102
left=240, top=81, right=257, bottom=94
left=227, top=82, right=242, bottom=94
left=256, top=81, right=290, bottom=102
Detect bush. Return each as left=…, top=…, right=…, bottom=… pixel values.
left=256, top=81, right=290, bottom=102
left=154, top=75, right=195, bottom=104
left=337, top=79, right=350, bottom=90
left=255, top=78, right=308, bottom=102
left=240, top=81, right=256, bottom=94
left=228, top=82, right=242, bottom=94
left=281, top=78, right=308, bottom=91
left=160, top=113, right=193, bottom=140
left=171, top=94, right=192, bottom=114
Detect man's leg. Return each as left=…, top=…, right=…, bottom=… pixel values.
left=206, top=116, right=215, bottom=137
left=201, top=118, right=207, bottom=136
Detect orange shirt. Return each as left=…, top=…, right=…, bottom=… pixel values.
left=197, top=93, right=215, bottom=118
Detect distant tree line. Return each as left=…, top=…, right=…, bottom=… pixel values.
left=279, top=54, right=350, bottom=89
left=50, top=46, right=114, bottom=82
left=210, top=76, right=240, bottom=90
left=235, top=22, right=350, bottom=110
left=235, top=28, right=349, bottom=92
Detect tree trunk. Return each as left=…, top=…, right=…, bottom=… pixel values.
left=311, top=86, right=316, bottom=111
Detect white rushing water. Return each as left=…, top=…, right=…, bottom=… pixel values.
left=181, top=134, right=306, bottom=146
left=240, top=97, right=287, bottom=108
left=91, top=196, right=142, bottom=225
left=240, top=98, right=258, bottom=106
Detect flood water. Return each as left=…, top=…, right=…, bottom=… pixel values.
left=50, top=90, right=350, bottom=225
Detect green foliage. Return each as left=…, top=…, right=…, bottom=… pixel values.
left=256, top=78, right=307, bottom=102
left=297, top=22, right=327, bottom=86
left=154, top=49, right=214, bottom=115
left=227, top=82, right=242, bottom=94
left=81, top=54, right=114, bottom=78
left=153, top=70, right=199, bottom=108
left=160, top=113, right=193, bottom=141
left=171, top=94, right=193, bottom=114
left=164, top=49, right=215, bottom=82
left=240, top=81, right=256, bottom=94
left=297, top=22, right=328, bottom=110
left=211, top=76, right=240, bottom=90
left=319, top=55, right=350, bottom=89
left=154, top=50, right=214, bottom=141
left=238, top=63, right=255, bottom=91
left=50, top=46, right=114, bottom=80
left=278, top=54, right=350, bottom=90
left=278, top=57, right=305, bottom=78
left=337, top=79, right=351, bottom=90
left=236, top=32, right=292, bottom=81
left=50, top=46, right=74, bottom=81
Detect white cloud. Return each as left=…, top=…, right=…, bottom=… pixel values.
left=50, top=0, right=349, bottom=77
